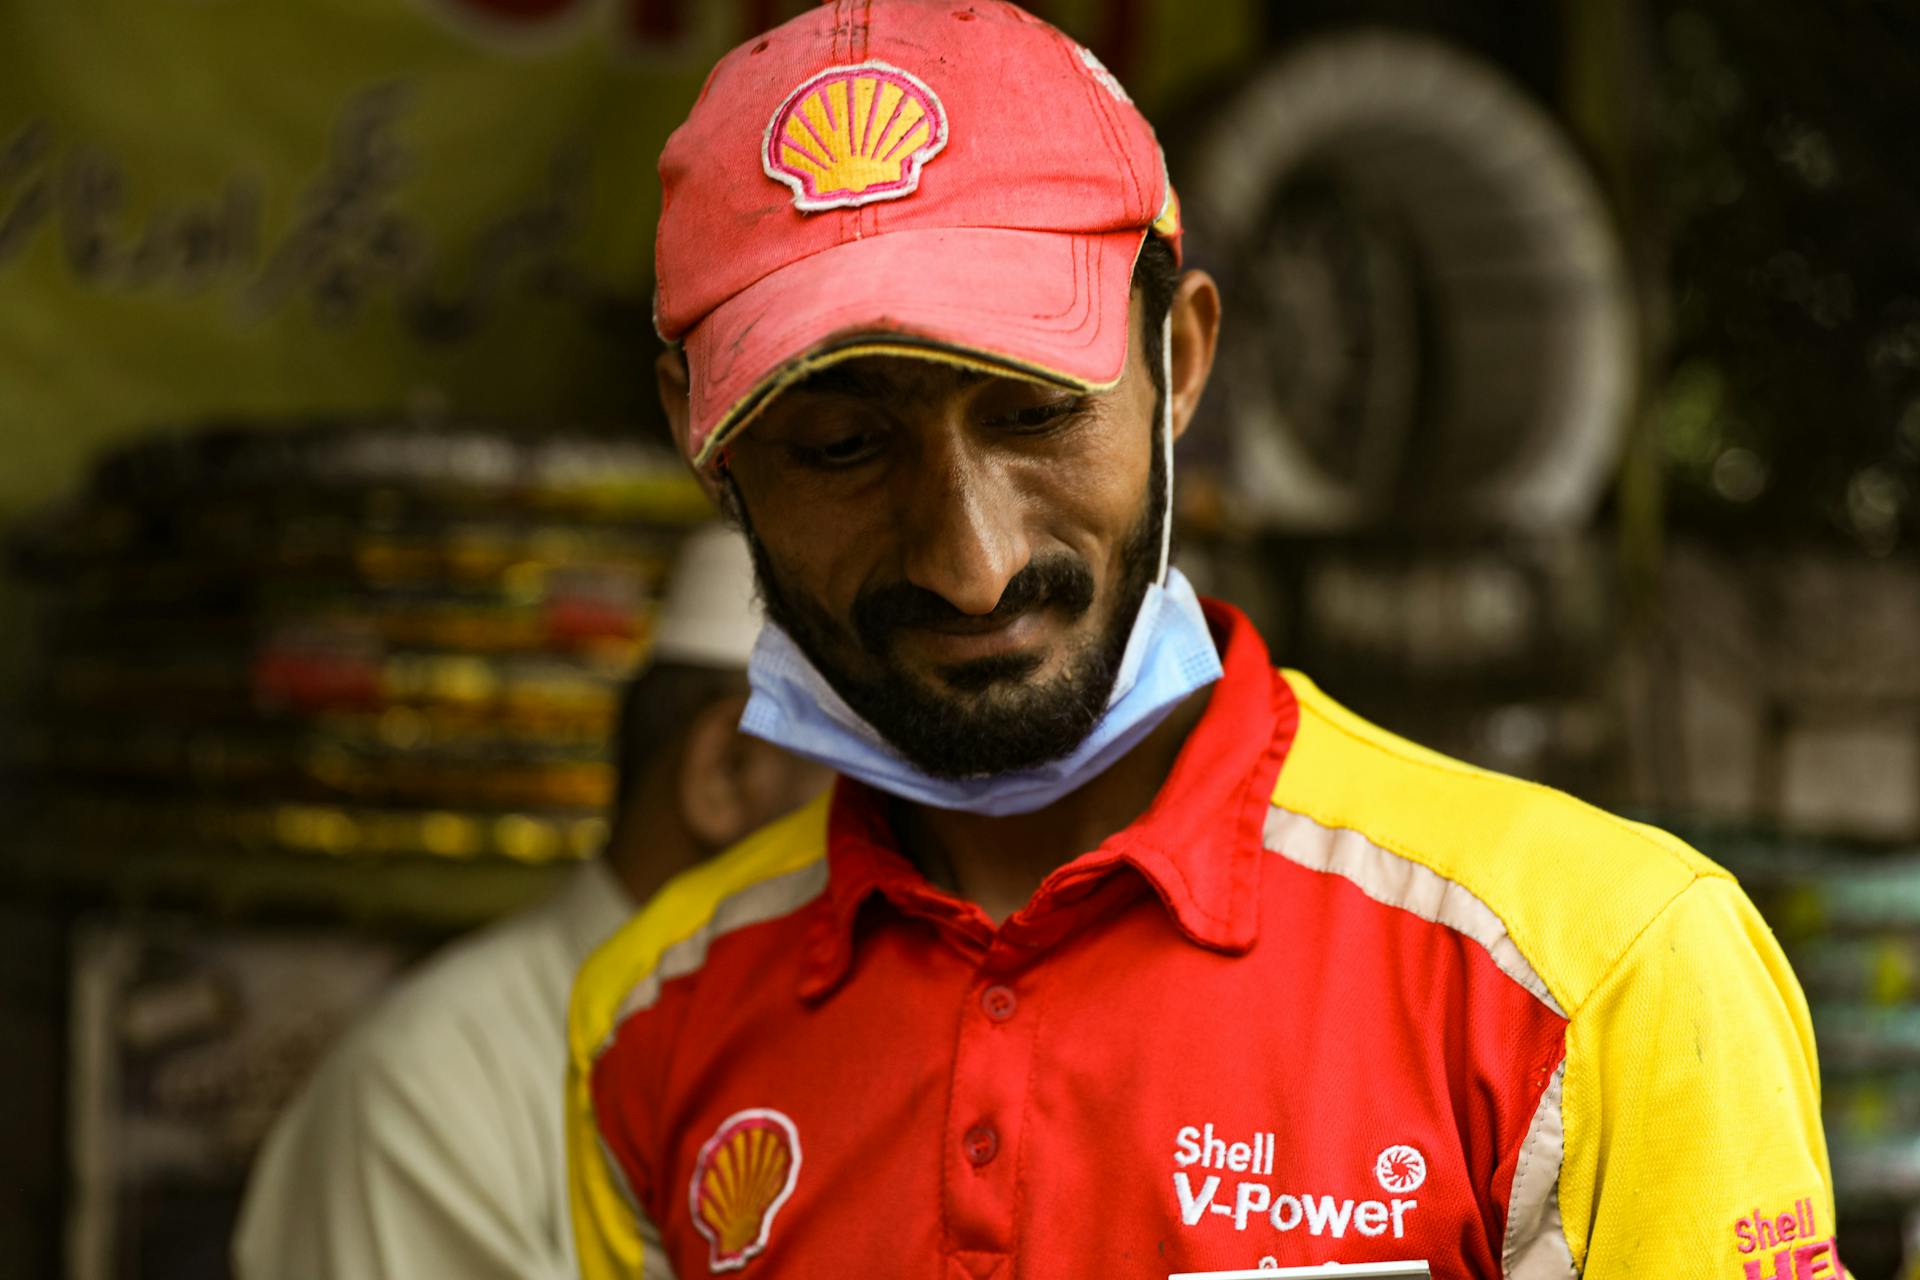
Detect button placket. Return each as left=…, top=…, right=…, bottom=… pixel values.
left=942, top=970, right=1041, bottom=1261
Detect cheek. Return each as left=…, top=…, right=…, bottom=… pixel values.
left=732, top=460, right=881, bottom=619
left=1036, top=419, right=1154, bottom=567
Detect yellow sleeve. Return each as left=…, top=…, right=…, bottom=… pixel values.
left=567, top=1050, right=669, bottom=1280
left=564, top=792, right=834, bottom=1279
left=565, top=895, right=672, bottom=1280
left=1561, top=874, right=1837, bottom=1276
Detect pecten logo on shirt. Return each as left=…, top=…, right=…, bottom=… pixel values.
left=1171, top=1124, right=1423, bottom=1240
left=689, top=1108, right=802, bottom=1272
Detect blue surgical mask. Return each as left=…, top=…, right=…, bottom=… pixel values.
left=737, top=316, right=1223, bottom=816
left=740, top=565, right=1221, bottom=816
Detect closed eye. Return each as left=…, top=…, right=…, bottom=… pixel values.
left=993, top=397, right=1087, bottom=433
left=793, top=429, right=885, bottom=469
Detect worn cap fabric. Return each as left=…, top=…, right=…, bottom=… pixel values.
left=654, top=0, right=1181, bottom=468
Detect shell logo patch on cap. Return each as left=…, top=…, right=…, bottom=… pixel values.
left=689, top=1107, right=802, bottom=1270
left=763, top=61, right=947, bottom=212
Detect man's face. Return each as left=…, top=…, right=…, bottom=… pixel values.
left=720, top=301, right=1165, bottom=778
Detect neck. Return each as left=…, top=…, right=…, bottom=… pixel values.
left=891, top=683, right=1212, bottom=925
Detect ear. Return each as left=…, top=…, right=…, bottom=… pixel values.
left=1167, top=269, right=1222, bottom=443
left=675, top=692, right=756, bottom=850
left=657, top=347, right=731, bottom=511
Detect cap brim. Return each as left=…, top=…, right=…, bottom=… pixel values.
left=684, top=226, right=1146, bottom=467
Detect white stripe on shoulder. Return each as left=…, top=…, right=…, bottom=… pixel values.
left=1502, top=1060, right=1576, bottom=1279
left=1262, top=805, right=1564, bottom=1016
left=605, top=860, right=829, bottom=1048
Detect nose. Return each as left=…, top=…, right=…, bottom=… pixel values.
left=894, top=432, right=1029, bottom=616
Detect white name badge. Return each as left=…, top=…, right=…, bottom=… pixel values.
left=1170, top=1264, right=1431, bottom=1279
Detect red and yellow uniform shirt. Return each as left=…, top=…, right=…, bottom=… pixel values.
left=568, top=603, right=1836, bottom=1278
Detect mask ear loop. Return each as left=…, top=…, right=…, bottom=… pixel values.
left=1156, top=311, right=1174, bottom=587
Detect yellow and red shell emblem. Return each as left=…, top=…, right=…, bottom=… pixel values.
left=762, top=61, right=948, bottom=212
left=689, top=1107, right=802, bottom=1270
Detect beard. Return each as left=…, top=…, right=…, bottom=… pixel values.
left=733, top=422, right=1167, bottom=780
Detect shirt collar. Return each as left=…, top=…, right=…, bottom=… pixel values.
left=797, top=600, right=1298, bottom=1000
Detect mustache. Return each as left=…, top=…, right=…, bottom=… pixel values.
left=851, top=553, right=1098, bottom=656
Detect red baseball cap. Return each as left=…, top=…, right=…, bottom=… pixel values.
left=655, top=0, right=1182, bottom=468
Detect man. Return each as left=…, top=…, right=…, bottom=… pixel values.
left=233, top=526, right=829, bottom=1279
left=570, top=4, right=1837, bottom=1276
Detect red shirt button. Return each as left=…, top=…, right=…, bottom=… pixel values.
left=980, top=984, right=1018, bottom=1022
left=962, top=1124, right=998, bottom=1166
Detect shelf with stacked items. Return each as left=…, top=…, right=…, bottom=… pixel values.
left=1696, top=826, right=1920, bottom=1214
left=3, top=421, right=712, bottom=925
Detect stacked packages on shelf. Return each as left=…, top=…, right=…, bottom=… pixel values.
left=1713, top=834, right=1920, bottom=1214
left=7, top=420, right=712, bottom=872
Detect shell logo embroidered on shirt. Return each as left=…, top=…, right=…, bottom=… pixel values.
left=762, top=61, right=948, bottom=212
left=689, top=1107, right=802, bottom=1271
left=1732, top=1199, right=1844, bottom=1280
left=1172, top=1124, right=1426, bottom=1239
left=1373, top=1144, right=1427, bottom=1194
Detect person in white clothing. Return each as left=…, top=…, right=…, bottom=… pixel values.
left=231, top=525, right=830, bottom=1280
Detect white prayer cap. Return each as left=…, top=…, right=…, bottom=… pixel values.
left=648, top=524, right=763, bottom=670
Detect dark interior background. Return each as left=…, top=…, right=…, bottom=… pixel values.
left=4, top=0, right=1917, bottom=1274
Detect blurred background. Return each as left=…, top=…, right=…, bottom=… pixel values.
left=2, top=0, right=1917, bottom=1275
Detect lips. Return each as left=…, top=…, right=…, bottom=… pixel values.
left=912, top=609, right=1040, bottom=636
left=899, top=608, right=1050, bottom=665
